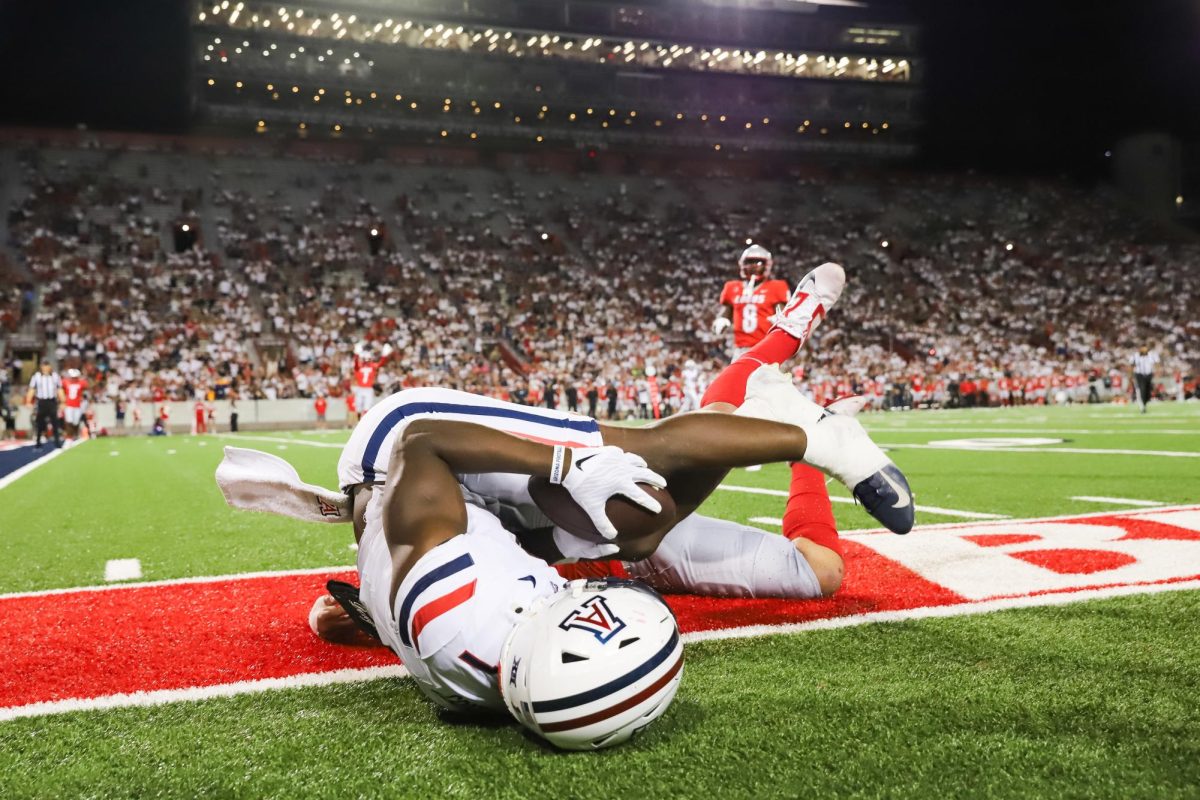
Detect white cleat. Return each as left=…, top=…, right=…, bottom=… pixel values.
left=825, top=395, right=869, bottom=417
left=769, top=262, right=846, bottom=345
left=735, top=363, right=827, bottom=427
left=801, top=415, right=914, bottom=534
left=734, top=365, right=912, bottom=534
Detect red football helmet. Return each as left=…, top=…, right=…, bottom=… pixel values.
left=739, top=244, right=773, bottom=280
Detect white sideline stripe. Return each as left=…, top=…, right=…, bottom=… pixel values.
left=0, top=442, right=76, bottom=492
left=1070, top=496, right=1166, bottom=507
left=0, top=564, right=354, bottom=602
left=679, top=578, right=1200, bottom=644
left=880, top=443, right=1200, bottom=458
left=0, top=666, right=410, bottom=723
left=214, top=434, right=343, bottom=449
left=104, top=559, right=142, bottom=582
left=749, top=516, right=784, bottom=527
left=717, top=484, right=1006, bottom=520
left=4, top=581, right=1198, bottom=722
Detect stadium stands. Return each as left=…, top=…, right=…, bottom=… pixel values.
left=2, top=135, right=1197, bottom=413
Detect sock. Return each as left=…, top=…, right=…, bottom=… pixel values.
left=701, top=328, right=803, bottom=407
left=782, top=462, right=841, bottom=556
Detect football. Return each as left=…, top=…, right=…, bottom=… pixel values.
left=527, top=476, right=677, bottom=543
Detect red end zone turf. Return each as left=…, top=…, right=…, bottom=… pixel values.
left=3, top=507, right=1199, bottom=714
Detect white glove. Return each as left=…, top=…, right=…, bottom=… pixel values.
left=712, top=316, right=732, bottom=335
left=561, top=445, right=667, bottom=539
left=353, top=341, right=365, bottom=356
left=552, top=526, right=622, bottom=561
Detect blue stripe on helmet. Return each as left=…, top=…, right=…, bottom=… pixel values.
left=396, top=552, right=475, bottom=647
left=361, top=401, right=600, bottom=483
left=531, top=629, right=680, bottom=714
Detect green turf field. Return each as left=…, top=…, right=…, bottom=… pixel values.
left=1, top=403, right=1198, bottom=798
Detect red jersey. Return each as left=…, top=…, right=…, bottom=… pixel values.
left=315, top=397, right=328, bottom=415
left=63, top=377, right=87, bottom=408
left=353, top=356, right=383, bottom=389
left=719, top=279, right=790, bottom=348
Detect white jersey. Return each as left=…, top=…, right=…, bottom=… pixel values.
left=357, top=493, right=563, bottom=712
left=337, top=387, right=603, bottom=491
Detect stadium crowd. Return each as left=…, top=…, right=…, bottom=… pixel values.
left=2, top=143, right=1197, bottom=420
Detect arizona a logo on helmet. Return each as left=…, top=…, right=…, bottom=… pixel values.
left=559, top=596, right=626, bottom=643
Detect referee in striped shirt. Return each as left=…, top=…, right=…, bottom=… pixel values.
left=25, top=359, right=64, bottom=448
left=1131, top=346, right=1159, bottom=414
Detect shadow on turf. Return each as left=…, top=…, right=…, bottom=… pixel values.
left=438, top=698, right=705, bottom=752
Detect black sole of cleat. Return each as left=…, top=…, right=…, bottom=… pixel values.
left=853, top=464, right=915, bottom=534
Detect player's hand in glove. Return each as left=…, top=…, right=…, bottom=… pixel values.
left=711, top=316, right=732, bottom=335
left=561, top=446, right=667, bottom=539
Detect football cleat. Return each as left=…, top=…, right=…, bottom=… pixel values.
left=735, top=363, right=827, bottom=428
left=734, top=365, right=912, bottom=534
left=825, top=394, right=869, bottom=417
left=801, top=414, right=914, bottom=535
left=850, top=463, right=915, bottom=536
left=769, top=262, right=846, bottom=346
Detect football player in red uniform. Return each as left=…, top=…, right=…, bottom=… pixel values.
left=352, top=341, right=393, bottom=416
left=61, top=368, right=88, bottom=439
left=712, top=245, right=792, bottom=358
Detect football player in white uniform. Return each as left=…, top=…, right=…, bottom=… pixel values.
left=219, top=375, right=911, bottom=748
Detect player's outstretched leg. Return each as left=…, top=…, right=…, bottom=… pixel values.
left=770, top=261, right=846, bottom=346
left=734, top=364, right=914, bottom=534
left=702, top=262, right=845, bottom=410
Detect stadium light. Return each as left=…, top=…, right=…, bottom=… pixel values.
left=181, top=224, right=190, bottom=232
left=541, top=233, right=549, bottom=240
left=881, top=240, right=889, bottom=248
left=1176, top=195, right=1184, bottom=206
left=1005, top=242, right=1014, bottom=251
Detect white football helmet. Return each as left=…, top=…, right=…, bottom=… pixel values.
left=499, top=578, right=683, bottom=750
left=739, top=244, right=773, bottom=280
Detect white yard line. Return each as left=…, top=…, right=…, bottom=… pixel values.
left=679, top=578, right=1200, bottom=644
left=881, top=443, right=1200, bottom=458
left=0, top=440, right=82, bottom=492
left=839, top=503, right=1200, bottom=536
left=1070, top=495, right=1166, bottom=507
left=0, top=665, right=410, bottom=723
left=212, top=434, right=343, bottom=449
left=717, top=483, right=1008, bottom=520
left=0, top=564, right=354, bottom=602
left=104, top=559, right=143, bottom=582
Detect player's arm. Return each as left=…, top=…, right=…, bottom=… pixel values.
left=382, top=421, right=664, bottom=582
left=712, top=283, right=734, bottom=334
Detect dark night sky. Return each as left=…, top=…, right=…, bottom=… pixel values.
left=0, top=0, right=1197, bottom=174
